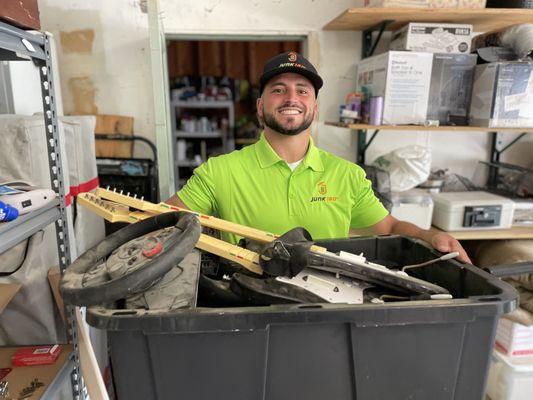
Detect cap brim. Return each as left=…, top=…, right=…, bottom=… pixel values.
left=260, top=67, right=323, bottom=95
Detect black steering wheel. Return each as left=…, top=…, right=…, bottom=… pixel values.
left=60, top=211, right=201, bottom=306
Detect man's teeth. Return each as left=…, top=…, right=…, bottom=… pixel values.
left=279, top=109, right=301, bottom=115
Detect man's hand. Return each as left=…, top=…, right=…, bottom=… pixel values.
left=429, top=231, right=471, bottom=264
left=368, top=215, right=472, bottom=264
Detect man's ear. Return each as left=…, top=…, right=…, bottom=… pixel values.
left=256, top=96, right=264, bottom=121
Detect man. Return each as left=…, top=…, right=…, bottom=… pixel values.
left=167, top=51, right=471, bottom=263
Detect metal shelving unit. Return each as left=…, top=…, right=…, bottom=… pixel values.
left=0, top=200, right=60, bottom=253
left=0, top=20, right=84, bottom=399
left=171, top=99, right=235, bottom=189
left=324, top=8, right=533, bottom=187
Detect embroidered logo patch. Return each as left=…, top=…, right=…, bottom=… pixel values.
left=317, top=181, right=327, bottom=195
left=288, top=52, right=297, bottom=62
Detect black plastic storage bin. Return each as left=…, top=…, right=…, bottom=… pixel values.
left=86, top=236, right=518, bottom=400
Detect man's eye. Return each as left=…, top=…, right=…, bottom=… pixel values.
left=299, top=89, right=308, bottom=95
left=272, top=88, right=283, bottom=93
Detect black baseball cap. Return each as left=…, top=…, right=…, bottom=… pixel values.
left=259, top=51, right=323, bottom=97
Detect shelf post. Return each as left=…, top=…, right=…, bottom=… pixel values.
left=487, top=131, right=529, bottom=189
left=39, top=33, right=85, bottom=399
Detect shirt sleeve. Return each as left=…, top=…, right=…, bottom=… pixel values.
left=177, top=158, right=219, bottom=216
left=349, top=166, right=389, bottom=229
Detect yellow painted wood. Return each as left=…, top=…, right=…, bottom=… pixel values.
left=78, top=192, right=263, bottom=274
left=94, top=187, right=328, bottom=253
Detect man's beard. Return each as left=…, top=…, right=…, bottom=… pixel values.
left=262, top=106, right=313, bottom=136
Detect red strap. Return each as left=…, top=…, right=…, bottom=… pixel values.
left=70, top=176, right=99, bottom=196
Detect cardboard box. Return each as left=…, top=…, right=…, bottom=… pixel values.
left=363, top=0, right=486, bottom=7
left=47, top=267, right=66, bottom=324
left=427, top=53, right=477, bottom=125
left=0, top=0, right=40, bottom=30
left=356, top=51, right=433, bottom=125
left=390, top=23, right=473, bottom=54
left=94, top=114, right=134, bottom=158
left=0, top=283, right=21, bottom=313
left=0, top=345, right=72, bottom=399
left=469, top=62, right=533, bottom=128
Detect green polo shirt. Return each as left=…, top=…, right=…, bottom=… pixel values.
left=178, top=133, right=388, bottom=244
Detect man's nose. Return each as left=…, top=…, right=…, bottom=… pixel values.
left=283, top=87, right=299, bottom=102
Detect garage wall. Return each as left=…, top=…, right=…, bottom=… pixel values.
left=38, top=0, right=154, bottom=158
left=38, top=0, right=532, bottom=183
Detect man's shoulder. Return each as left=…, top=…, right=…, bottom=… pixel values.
left=204, top=145, right=255, bottom=167
left=316, top=147, right=365, bottom=175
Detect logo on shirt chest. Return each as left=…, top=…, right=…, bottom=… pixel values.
left=310, top=181, right=337, bottom=203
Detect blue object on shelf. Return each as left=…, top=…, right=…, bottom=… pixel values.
left=0, top=200, right=19, bottom=222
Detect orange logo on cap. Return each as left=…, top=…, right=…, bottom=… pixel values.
left=288, top=52, right=297, bottom=62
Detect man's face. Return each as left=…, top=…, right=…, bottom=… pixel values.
left=257, top=73, right=317, bottom=136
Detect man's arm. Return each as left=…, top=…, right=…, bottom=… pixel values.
left=165, top=194, right=190, bottom=210
left=367, top=214, right=471, bottom=263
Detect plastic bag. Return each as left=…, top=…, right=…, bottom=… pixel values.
left=372, top=146, right=431, bottom=192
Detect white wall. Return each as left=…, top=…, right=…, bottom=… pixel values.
left=38, top=0, right=532, bottom=182
left=39, top=0, right=154, bottom=158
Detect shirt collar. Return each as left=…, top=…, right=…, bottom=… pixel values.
left=255, top=132, right=324, bottom=172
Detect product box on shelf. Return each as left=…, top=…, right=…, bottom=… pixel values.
left=427, top=53, right=477, bottom=125
left=11, top=345, right=62, bottom=366
left=495, top=317, right=533, bottom=358
left=356, top=51, right=433, bottom=125
left=363, top=0, right=486, bottom=7
left=390, top=23, right=473, bottom=54
left=469, top=62, right=533, bottom=128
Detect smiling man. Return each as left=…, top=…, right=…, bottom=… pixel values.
left=167, top=51, right=471, bottom=263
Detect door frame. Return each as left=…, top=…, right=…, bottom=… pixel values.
left=153, top=29, right=308, bottom=197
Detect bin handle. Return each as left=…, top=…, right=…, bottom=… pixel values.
left=483, top=261, right=533, bottom=278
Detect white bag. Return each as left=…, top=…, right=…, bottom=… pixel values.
left=372, top=146, right=431, bottom=192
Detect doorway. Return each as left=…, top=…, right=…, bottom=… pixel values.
left=166, top=36, right=306, bottom=189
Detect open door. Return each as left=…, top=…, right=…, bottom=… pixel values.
left=147, top=0, right=174, bottom=200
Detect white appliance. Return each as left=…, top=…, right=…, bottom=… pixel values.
left=431, top=191, right=514, bottom=231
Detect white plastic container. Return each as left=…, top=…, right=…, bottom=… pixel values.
left=486, top=350, right=533, bottom=400
left=495, top=318, right=533, bottom=358
left=431, top=191, right=515, bottom=231
left=391, top=189, right=434, bottom=229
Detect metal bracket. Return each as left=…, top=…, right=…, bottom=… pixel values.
left=357, top=129, right=380, bottom=165
left=487, top=131, right=529, bottom=187
left=358, top=20, right=393, bottom=164
left=362, top=20, right=394, bottom=59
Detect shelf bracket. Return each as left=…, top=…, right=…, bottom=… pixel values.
left=362, top=20, right=394, bottom=59
left=357, top=129, right=380, bottom=165
left=487, top=131, right=530, bottom=187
